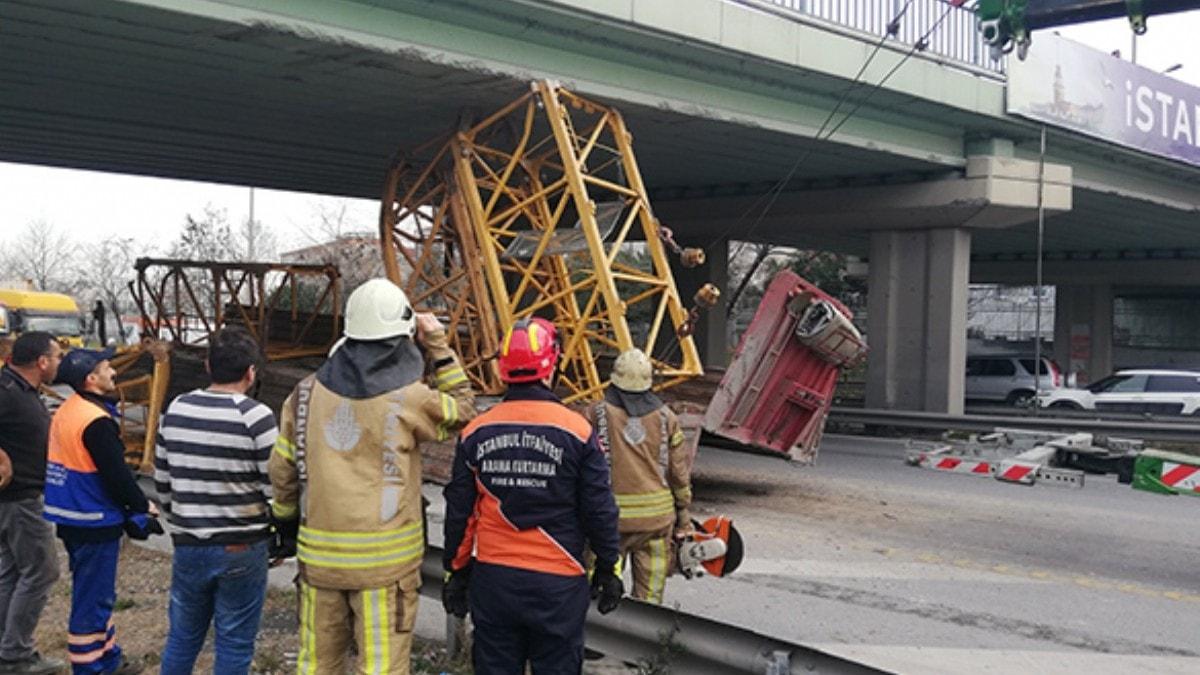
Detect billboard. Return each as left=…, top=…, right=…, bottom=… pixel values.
left=1008, top=34, right=1200, bottom=168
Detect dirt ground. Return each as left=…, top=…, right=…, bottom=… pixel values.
left=33, top=542, right=469, bottom=674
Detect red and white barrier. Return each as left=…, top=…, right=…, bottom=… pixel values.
left=1160, top=462, right=1200, bottom=493
left=907, top=437, right=1084, bottom=488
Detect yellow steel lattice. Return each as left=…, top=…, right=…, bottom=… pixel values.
left=381, top=81, right=702, bottom=402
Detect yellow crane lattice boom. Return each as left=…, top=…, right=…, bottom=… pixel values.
left=380, top=81, right=704, bottom=402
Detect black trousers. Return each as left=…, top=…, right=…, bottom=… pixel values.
left=470, top=562, right=590, bottom=675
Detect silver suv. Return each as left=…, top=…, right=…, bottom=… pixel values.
left=965, top=355, right=1062, bottom=407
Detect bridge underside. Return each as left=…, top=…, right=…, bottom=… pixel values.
left=1, top=0, right=940, bottom=207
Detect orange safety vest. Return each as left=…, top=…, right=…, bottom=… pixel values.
left=43, top=395, right=125, bottom=528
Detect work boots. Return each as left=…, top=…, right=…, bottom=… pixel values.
left=0, top=652, right=66, bottom=675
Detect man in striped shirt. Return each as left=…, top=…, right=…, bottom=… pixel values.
left=153, top=327, right=277, bottom=675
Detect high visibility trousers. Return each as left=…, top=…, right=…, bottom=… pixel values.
left=619, top=527, right=673, bottom=604
left=63, top=538, right=123, bottom=675
left=295, top=577, right=419, bottom=675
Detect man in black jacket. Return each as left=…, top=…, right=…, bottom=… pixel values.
left=0, top=332, right=65, bottom=675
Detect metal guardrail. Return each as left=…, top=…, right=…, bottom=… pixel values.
left=419, top=547, right=887, bottom=674
left=830, top=407, right=1200, bottom=442
left=750, top=0, right=1005, bottom=74
left=965, top=404, right=1200, bottom=424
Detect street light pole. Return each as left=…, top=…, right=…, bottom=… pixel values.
left=1033, top=125, right=1047, bottom=415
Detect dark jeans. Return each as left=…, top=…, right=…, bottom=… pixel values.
left=0, top=496, right=60, bottom=662
left=159, top=540, right=269, bottom=675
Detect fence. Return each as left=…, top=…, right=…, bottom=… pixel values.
left=752, top=0, right=1005, bottom=74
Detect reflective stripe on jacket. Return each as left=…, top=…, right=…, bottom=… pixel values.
left=296, top=521, right=424, bottom=571
left=589, top=400, right=690, bottom=533
left=44, top=395, right=125, bottom=529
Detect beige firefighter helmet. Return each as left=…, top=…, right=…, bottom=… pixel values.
left=610, top=348, right=653, bottom=392
left=343, top=278, right=416, bottom=341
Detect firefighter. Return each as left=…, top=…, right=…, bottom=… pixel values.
left=442, top=317, right=623, bottom=675
left=589, top=348, right=692, bottom=603
left=267, top=278, right=475, bottom=675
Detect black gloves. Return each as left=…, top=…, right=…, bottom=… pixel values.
left=124, top=513, right=164, bottom=540
left=442, top=562, right=472, bottom=618
left=269, top=515, right=299, bottom=561
left=590, top=561, right=624, bottom=615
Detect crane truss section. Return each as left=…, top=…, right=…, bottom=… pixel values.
left=381, top=81, right=702, bottom=402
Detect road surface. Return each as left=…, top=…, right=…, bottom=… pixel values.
left=660, top=434, right=1200, bottom=673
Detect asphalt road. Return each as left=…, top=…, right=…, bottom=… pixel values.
left=663, top=434, right=1200, bottom=673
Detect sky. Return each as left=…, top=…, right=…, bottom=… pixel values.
left=1054, top=13, right=1200, bottom=86
left=0, top=165, right=379, bottom=257
left=1, top=9, right=1198, bottom=254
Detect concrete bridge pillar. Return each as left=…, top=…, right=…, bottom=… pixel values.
left=866, top=228, right=971, bottom=414
left=671, top=238, right=729, bottom=368
left=1053, top=284, right=1113, bottom=387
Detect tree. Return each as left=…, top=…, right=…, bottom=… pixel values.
left=0, top=219, right=77, bottom=291
left=68, top=235, right=150, bottom=345
left=726, top=242, right=865, bottom=330
left=287, top=198, right=385, bottom=292
left=236, top=217, right=277, bottom=261
left=169, top=205, right=236, bottom=262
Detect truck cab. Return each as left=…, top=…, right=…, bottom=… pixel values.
left=0, top=288, right=85, bottom=348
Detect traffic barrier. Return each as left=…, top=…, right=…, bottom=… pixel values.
left=996, top=461, right=1037, bottom=483
left=830, top=407, right=1200, bottom=442
left=1132, top=450, right=1200, bottom=497
left=906, top=433, right=1086, bottom=488
left=996, top=446, right=1056, bottom=485
left=905, top=445, right=995, bottom=476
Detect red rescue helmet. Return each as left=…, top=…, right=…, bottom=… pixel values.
left=499, top=317, right=560, bottom=383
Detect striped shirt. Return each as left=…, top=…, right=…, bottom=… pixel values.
left=153, top=389, right=278, bottom=545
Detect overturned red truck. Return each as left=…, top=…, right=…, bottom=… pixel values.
left=703, top=270, right=867, bottom=461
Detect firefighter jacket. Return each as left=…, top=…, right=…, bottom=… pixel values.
left=44, top=393, right=150, bottom=537
left=443, top=383, right=621, bottom=576
left=269, top=329, right=475, bottom=590
left=588, top=389, right=691, bottom=534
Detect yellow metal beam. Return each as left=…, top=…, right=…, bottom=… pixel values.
left=380, top=81, right=703, bottom=402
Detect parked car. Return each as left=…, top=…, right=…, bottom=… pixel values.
left=965, top=355, right=1062, bottom=407
left=1039, top=369, right=1200, bottom=415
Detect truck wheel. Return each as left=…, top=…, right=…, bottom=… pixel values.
left=1048, top=401, right=1082, bottom=411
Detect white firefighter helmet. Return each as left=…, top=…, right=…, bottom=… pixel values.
left=676, top=515, right=743, bottom=579
left=343, top=278, right=416, bottom=341
left=610, top=348, right=653, bottom=392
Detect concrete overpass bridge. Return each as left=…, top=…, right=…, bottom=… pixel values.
left=3, top=0, right=1199, bottom=412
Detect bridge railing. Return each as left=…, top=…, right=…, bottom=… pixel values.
left=750, top=0, right=1006, bottom=75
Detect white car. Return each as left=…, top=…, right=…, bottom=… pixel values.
left=1039, top=369, right=1200, bottom=416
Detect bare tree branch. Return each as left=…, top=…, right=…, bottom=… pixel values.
left=0, top=220, right=78, bottom=291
